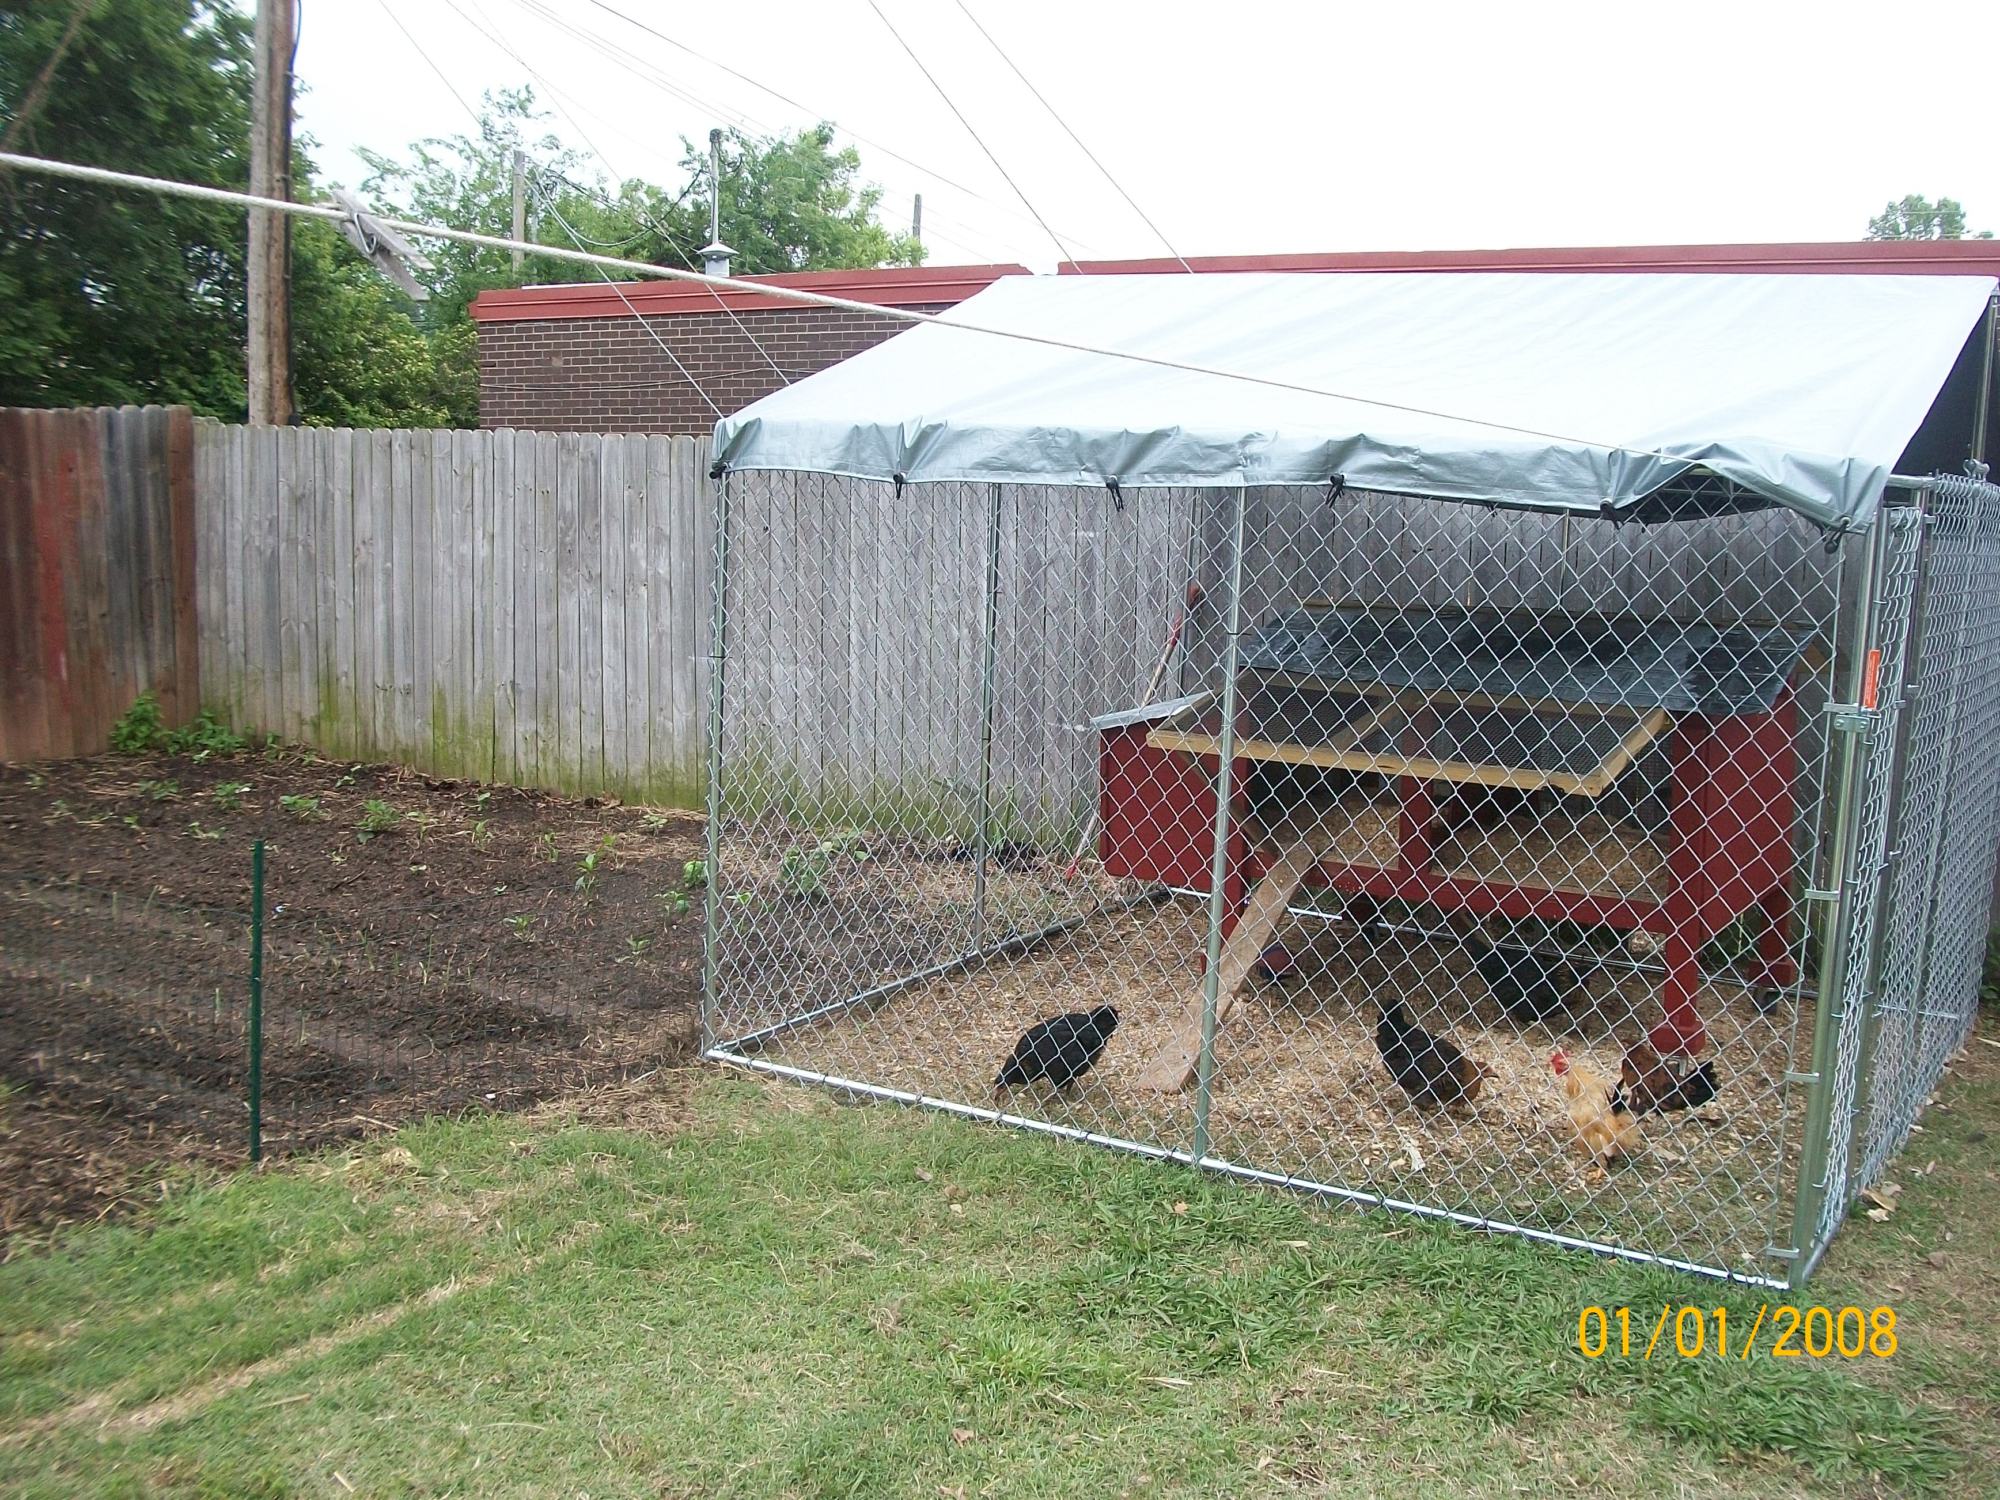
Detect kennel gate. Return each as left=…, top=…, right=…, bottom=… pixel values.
left=700, top=462, right=2000, bottom=1287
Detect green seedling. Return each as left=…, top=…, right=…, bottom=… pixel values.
left=210, top=781, right=251, bottom=811
left=356, top=799, right=400, bottom=839
left=138, top=779, right=180, bottom=802
left=280, top=794, right=325, bottom=821
left=186, top=820, right=222, bottom=841
left=505, top=914, right=538, bottom=937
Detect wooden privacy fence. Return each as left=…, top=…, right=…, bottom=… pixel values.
left=0, top=406, right=198, bottom=762
left=196, top=423, right=713, bottom=802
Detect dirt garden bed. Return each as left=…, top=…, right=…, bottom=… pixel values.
left=0, top=746, right=707, bottom=1237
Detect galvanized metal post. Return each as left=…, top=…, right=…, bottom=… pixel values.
left=1975, top=296, right=1995, bottom=467
left=1785, top=514, right=1885, bottom=1281
left=700, top=468, right=732, bottom=1053
left=1193, top=488, right=1249, bottom=1164
left=247, top=838, right=266, bottom=1163
left=970, top=482, right=1004, bottom=949
left=1845, top=496, right=1935, bottom=1196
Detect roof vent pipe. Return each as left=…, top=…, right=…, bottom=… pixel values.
left=700, top=126, right=735, bottom=279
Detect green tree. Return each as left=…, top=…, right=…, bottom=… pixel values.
left=0, top=0, right=465, bottom=423
left=1865, top=194, right=1993, bottom=241
left=0, top=0, right=252, bottom=413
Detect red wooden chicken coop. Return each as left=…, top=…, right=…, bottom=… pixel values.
left=1095, top=604, right=1815, bottom=1059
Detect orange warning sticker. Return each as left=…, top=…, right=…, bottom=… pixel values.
left=1862, top=648, right=1881, bottom=709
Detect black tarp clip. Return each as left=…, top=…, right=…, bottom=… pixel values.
left=708, top=459, right=728, bottom=481
left=892, top=471, right=907, bottom=499
left=1324, top=473, right=1347, bottom=506
left=1105, top=476, right=1124, bottom=512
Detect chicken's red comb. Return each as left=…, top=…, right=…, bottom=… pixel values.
left=1549, top=1050, right=1570, bottom=1074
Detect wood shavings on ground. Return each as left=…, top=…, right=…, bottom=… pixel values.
left=738, top=895, right=1809, bottom=1270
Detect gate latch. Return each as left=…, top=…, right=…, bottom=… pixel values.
left=1827, top=704, right=1877, bottom=738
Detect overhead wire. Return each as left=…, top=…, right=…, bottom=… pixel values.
left=442, top=0, right=791, bottom=387
left=572, top=0, right=1102, bottom=255
left=862, top=0, right=1073, bottom=268
left=378, top=0, right=726, bottom=415
left=0, top=148, right=1735, bottom=473
left=951, top=0, right=1191, bottom=273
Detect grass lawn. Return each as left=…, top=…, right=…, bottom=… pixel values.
left=2, top=1031, right=1996, bottom=1498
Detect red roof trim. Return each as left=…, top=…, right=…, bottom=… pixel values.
left=1060, top=241, right=2000, bottom=278
left=470, top=262, right=1031, bottom=322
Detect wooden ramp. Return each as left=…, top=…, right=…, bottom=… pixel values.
left=1136, top=833, right=1324, bottom=1094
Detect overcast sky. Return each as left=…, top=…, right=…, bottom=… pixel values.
left=294, top=0, right=1997, bottom=273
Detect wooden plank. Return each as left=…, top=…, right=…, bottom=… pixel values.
left=1577, top=707, right=1672, bottom=796
left=99, top=410, right=140, bottom=729
left=414, top=428, right=440, bottom=770
left=387, top=430, right=416, bottom=758
left=1135, top=832, right=1330, bottom=1093
left=553, top=432, right=581, bottom=789
left=1146, top=726, right=1615, bottom=796
left=28, top=413, right=79, bottom=754
left=166, top=408, right=199, bottom=724
left=327, top=430, right=356, bottom=759
left=490, top=429, right=517, bottom=786
left=620, top=436, right=651, bottom=801
left=355, top=429, right=387, bottom=758
left=532, top=432, right=560, bottom=787
left=577, top=435, right=605, bottom=792
left=67, top=409, right=113, bottom=754
left=644, top=435, right=675, bottom=802
left=257, top=423, right=285, bottom=736
left=276, top=424, right=306, bottom=738
left=0, top=409, right=47, bottom=759
left=468, top=426, right=497, bottom=782
left=599, top=435, right=629, bottom=795
left=190, top=422, right=218, bottom=724
left=451, top=428, right=479, bottom=778
left=514, top=430, right=543, bottom=785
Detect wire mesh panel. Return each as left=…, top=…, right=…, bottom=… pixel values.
left=1852, top=476, right=2000, bottom=1193
left=700, top=468, right=2000, bottom=1284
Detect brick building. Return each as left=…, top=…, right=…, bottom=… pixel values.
left=469, top=263, right=1028, bottom=434
left=472, top=240, right=2000, bottom=440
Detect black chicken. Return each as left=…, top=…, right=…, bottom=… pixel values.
left=994, top=1005, right=1119, bottom=1093
left=1375, top=999, right=1494, bottom=1108
left=1614, top=1042, right=1720, bottom=1116
left=1467, top=929, right=1584, bottom=1023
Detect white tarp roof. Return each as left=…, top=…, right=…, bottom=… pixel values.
left=713, top=271, right=1996, bottom=529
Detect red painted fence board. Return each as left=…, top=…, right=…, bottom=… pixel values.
left=0, top=406, right=200, bottom=762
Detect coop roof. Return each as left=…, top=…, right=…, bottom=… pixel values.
left=1241, top=605, right=1815, bottom=715
left=713, top=270, right=1996, bottom=529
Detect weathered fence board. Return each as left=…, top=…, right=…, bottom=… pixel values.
left=0, top=406, right=199, bottom=762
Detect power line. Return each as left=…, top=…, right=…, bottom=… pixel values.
left=951, top=0, right=1192, bottom=274
left=373, top=0, right=483, bottom=127
left=862, top=0, right=1072, bottom=268
left=438, top=0, right=790, bottom=387
left=572, top=0, right=1101, bottom=254
left=1, top=148, right=1737, bottom=473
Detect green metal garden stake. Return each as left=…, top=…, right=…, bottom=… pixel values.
left=248, top=838, right=266, bottom=1163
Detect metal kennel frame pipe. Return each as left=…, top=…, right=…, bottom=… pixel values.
left=706, top=1053, right=1792, bottom=1290
left=1784, top=508, right=1886, bottom=1283
left=700, top=468, right=732, bottom=1053
left=1843, top=492, right=1940, bottom=1209
left=970, top=482, right=1004, bottom=948
left=1192, top=487, right=1249, bottom=1164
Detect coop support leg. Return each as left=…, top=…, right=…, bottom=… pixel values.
left=700, top=467, right=732, bottom=1054
left=1750, top=883, right=1799, bottom=993
left=970, top=481, right=1004, bottom=948
left=1648, top=922, right=1707, bottom=1057
left=1193, top=489, right=1248, bottom=1163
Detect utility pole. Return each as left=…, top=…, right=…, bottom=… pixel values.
left=699, top=127, right=735, bottom=277
left=912, top=192, right=923, bottom=248
left=510, top=149, right=526, bottom=275
left=247, top=0, right=294, bottom=426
